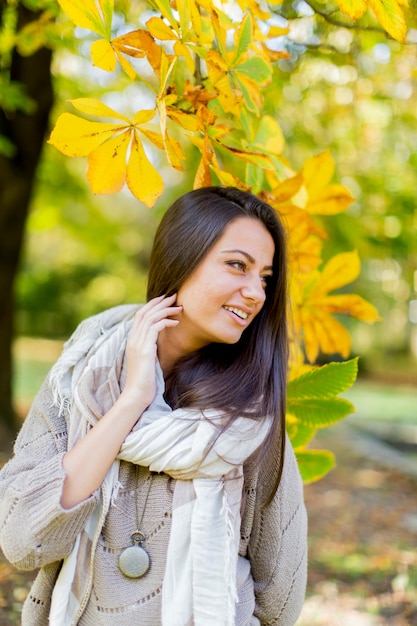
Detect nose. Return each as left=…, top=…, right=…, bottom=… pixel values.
left=241, top=273, right=266, bottom=305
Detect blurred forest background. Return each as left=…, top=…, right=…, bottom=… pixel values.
left=1, top=0, right=417, bottom=624
left=9, top=3, right=417, bottom=384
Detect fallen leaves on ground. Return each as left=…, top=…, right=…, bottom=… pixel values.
left=298, top=424, right=417, bottom=625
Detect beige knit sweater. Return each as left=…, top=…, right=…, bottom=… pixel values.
left=0, top=306, right=307, bottom=625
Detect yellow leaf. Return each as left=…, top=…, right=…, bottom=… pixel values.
left=313, top=294, right=381, bottom=322
left=302, top=150, right=335, bottom=197
left=300, top=311, right=320, bottom=363
left=58, top=0, right=105, bottom=35
left=48, top=113, right=120, bottom=156
left=209, top=6, right=229, bottom=57
left=317, top=250, right=361, bottom=294
left=194, top=155, right=213, bottom=188
left=279, top=203, right=327, bottom=241
left=112, top=29, right=161, bottom=72
left=206, top=48, right=228, bottom=73
left=306, top=184, right=355, bottom=215
left=315, top=312, right=352, bottom=359
left=194, top=136, right=213, bottom=188
left=166, top=108, right=200, bottom=131
left=217, top=141, right=274, bottom=169
left=333, top=0, right=367, bottom=19
left=114, top=48, right=137, bottom=80
left=91, top=39, right=116, bottom=72
left=368, top=0, right=407, bottom=42
left=87, top=130, right=130, bottom=194
left=174, top=40, right=195, bottom=73
left=158, top=52, right=177, bottom=95
left=287, top=228, right=325, bottom=274
left=198, top=15, right=215, bottom=44
left=163, top=133, right=185, bottom=170
left=236, top=0, right=271, bottom=19
left=271, top=174, right=304, bottom=203
left=133, top=109, right=156, bottom=125
left=139, top=128, right=165, bottom=150
left=112, top=36, right=145, bottom=59
left=146, top=16, right=177, bottom=41
left=302, top=309, right=351, bottom=362
left=126, top=133, right=164, bottom=207
left=291, top=240, right=324, bottom=275
left=211, top=166, right=251, bottom=191
left=70, top=98, right=130, bottom=123
left=268, top=24, right=290, bottom=37
left=261, top=44, right=291, bottom=63
left=211, top=72, right=242, bottom=115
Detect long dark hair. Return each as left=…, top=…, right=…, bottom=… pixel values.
left=147, top=186, right=288, bottom=503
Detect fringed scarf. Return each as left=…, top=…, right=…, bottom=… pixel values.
left=47, top=306, right=270, bottom=625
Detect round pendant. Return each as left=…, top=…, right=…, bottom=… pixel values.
left=119, top=544, right=150, bottom=578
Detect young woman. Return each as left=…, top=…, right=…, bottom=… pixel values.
left=0, top=186, right=307, bottom=625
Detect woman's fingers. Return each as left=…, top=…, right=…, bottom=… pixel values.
left=131, top=295, right=179, bottom=328
left=129, top=295, right=182, bottom=347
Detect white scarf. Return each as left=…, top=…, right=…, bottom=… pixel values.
left=48, top=308, right=270, bottom=625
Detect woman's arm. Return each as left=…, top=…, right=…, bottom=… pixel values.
left=0, top=376, right=98, bottom=570
left=0, top=296, right=180, bottom=569
left=61, top=294, right=181, bottom=508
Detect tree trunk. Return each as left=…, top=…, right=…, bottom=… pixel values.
left=0, top=2, right=53, bottom=444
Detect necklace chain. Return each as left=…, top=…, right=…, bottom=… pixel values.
left=134, top=466, right=154, bottom=538
left=118, top=465, right=154, bottom=578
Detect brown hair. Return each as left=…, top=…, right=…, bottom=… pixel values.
left=147, top=186, right=288, bottom=503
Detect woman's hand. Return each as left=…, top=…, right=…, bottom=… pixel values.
left=61, top=295, right=181, bottom=508
left=122, top=294, right=182, bottom=410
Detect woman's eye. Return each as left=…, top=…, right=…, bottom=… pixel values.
left=261, top=275, right=271, bottom=289
left=228, top=260, right=246, bottom=271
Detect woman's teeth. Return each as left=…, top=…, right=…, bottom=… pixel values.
left=224, top=306, right=248, bottom=320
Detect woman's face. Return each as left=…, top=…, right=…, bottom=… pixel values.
left=173, top=216, right=275, bottom=352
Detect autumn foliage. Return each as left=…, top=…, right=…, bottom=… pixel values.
left=48, top=0, right=389, bottom=482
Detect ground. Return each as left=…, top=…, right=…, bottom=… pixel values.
left=0, top=423, right=416, bottom=625
left=297, top=424, right=417, bottom=626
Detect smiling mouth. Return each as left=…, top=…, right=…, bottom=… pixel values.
left=223, top=306, right=249, bottom=320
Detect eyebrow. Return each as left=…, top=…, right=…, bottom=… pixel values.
left=221, top=249, right=273, bottom=272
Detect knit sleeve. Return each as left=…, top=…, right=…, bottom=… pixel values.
left=248, top=437, right=308, bottom=626
left=0, top=375, right=98, bottom=571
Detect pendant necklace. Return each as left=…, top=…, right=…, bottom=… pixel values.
left=118, top=468, right=153, bottom=579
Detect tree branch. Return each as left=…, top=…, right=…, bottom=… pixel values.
left=303, top=0, right=389, bottom=36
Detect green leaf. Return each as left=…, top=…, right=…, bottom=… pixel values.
left=253, top=115, right=285, bottom=156
left=288, top=423, right=317, bottom=450
left=296, top=449, right=335, bottom=484
left=234, top=57, right=272, bottom=84
left=245, top=163, right=265, bottom=193
left=150, top=0, right=178, bottom=31
left=287, top=358, right=359, bottom=400
left=98, top=0, right=113, bottom=40
left=232, top=12, right=252, bottom=65
left=287, top=396, right=355, bottom=428
left=239, top=106, right=252, bottom=137
left=0, top=134, right=16, bottom=158
left=233, top=74, right=259, bottom=114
